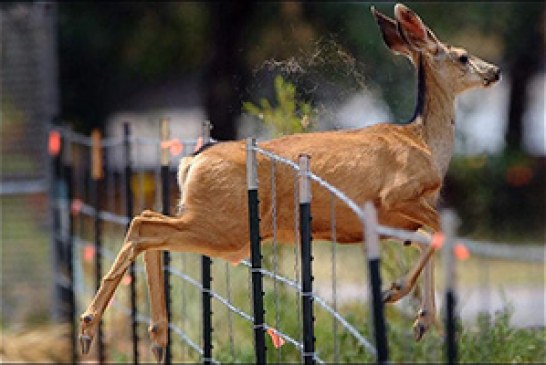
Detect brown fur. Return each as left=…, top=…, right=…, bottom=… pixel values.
left=178, top=123, right=441, bottom=262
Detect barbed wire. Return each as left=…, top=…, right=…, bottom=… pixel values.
left=240, top=259, right=377, bottom=356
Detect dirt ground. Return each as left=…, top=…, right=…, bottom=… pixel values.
left=0, top=324, right=71, bottom=363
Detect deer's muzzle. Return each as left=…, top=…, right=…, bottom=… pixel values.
left=483, top=67, right=501, bottom=87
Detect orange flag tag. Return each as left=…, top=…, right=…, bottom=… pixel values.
left=267, top=328, right=286, bottom=349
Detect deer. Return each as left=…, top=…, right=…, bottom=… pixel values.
left=79, top=3, right=500, bottom=362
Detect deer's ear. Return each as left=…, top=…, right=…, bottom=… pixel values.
left=371, top=6, right=413, bottom=59
left=394, top=3, right=438, bottom=53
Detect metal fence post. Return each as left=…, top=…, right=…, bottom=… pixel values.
left=160, top=118, right=173, bottom=365
left=363, top=201, right=389, bottom=364
left=442, top=210, right=459, bottom=365
left=298, top=154, right=315, bottom=365
left=201, top=121, right=213, bottom=365
left=63, top=129, right=77, bottom=365
left=123, top=122, right=138, bottom=365
left=48, top=126, right=63, bottom=323
left=246, top=137, right=266, bottom=363
left=91, top=129, right=105, bottom=364
left=201, top=255, right=212, bottom=365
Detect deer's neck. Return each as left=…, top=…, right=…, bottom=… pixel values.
left=410, top=56, right=456, bottom=177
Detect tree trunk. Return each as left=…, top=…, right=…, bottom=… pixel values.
left=505, top=56, right=538, bottom=152
left=203, top=1, right=255, bottom=141
left=504, top=5, right=543, bottom=152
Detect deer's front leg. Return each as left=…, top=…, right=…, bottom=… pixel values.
left=382, top=225, right=439, bottom=341
left=79, top=215, right=175, bottom=354
left=382, top=243, right=435, bottom=304
left=381, top=198, right=439, bottom=304
left=143, top=250, right=168, bottom=364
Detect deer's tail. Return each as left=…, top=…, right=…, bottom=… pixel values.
left=176, top=156, right=194, bottom=215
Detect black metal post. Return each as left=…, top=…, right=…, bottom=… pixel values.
left=246, top=138, right=266, bottom=364
left=63, top=135, right=77, bottom=365
left=124, top=122, right=138, bottom=365
left=363, top=202, right=389, bottom=364
left=49, top=127, right=63, bottom=322
left=446, top=290, right=457, bottom=364
left=201, top=256, right=212, bottom=365
left=298, top=155, right=315, bottom=365
left=199, top=120, right=213, bottom=365
left=442, top=211, right=459, bottom=365
left=160, top=118, right=172, bottom=365
left=369, top=260, right=388, bottom=362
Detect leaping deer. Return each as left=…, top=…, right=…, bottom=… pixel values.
left=79, top=3, right=500, bottom=362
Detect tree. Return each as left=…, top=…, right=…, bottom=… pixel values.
left=58, top=3, right=209, bottom=133
left=203, top=1, right=255, bottom=141
left=502, top=3, right=544, bottom=152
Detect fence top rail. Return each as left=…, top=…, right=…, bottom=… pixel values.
left=51, top=126, right=209, bottom=150
left=459, top=238, right=545, bottom=263
left=77, top=201, right=130, bottom=226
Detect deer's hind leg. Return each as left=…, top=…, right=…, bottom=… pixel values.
left=143, top=250, right=168, bottom=363
left=79, top=212, right=208, bottom=355
left=382, top=236, right=436, bottom=304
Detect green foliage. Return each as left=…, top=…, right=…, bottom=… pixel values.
left=459, top=306, right=546, bottom=363
left=243, top=75, right=316, bottom=137
left=58, top=3, right=209, bottom=132
left=446, top=153, right=544, bottom=242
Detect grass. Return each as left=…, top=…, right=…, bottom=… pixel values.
left=1, top=194, right=52, bottom=328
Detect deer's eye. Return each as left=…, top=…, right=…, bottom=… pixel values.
left=458, top=54, right=469, bottom=64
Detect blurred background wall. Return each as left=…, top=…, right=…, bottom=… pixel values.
left=1, top=2, right=59, bottom=328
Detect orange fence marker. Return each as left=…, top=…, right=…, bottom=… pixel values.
left=160, top=138, right=184, bottom=157
left=266, top=328, right=286, bottom=349
left=48, top=130, right=61, bottom=156
left=71, top=198, right=83, bottom=216
left=454, top=243, right=470, bottom=261
left=431, top=232, right=445, bottom=249
left=122, top=274, right=132, bottom=286
left=169, top=139, right=183, bottom=156
left=83, top=245, right=96, bottom=263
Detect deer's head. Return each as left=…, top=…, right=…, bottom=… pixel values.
left=372, top=3, right=501, bottom=95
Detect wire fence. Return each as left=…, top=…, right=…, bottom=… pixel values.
left=49, top=121, right=545, bottom=364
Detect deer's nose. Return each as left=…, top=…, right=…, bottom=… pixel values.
left=492, top=67, right=501, bottom=82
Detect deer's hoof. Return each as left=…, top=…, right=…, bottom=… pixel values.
left=412, top=309, right=432, bottom=341
left=79, top=334, right=92, bottom=354
left=382, top=289, right=393, bottom=303
left=413, top=321, right=428, bottom=341
left=382, top=281, right=404, bottom=303
left=151, top=344, right=165, bottom=364
left=83, top=314, right=94, bottom=324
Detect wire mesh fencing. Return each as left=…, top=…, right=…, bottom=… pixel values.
left=50, top=120, right=545, bottom=364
